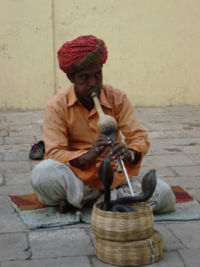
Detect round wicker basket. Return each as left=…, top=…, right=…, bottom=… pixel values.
left=95, top=229, right=163, bottom=267
left=92, top=202, right=154, bottom=241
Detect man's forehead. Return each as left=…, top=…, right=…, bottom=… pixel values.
left=76, top=65, right=102, bottom=75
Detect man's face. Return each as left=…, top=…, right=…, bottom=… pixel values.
left=73, top=64, right=103, bottom=102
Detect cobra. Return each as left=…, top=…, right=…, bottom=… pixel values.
left=98, top=156, right=157, bottom=212
left=91, top=88, right=157, bottom=212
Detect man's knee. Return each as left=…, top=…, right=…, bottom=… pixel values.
left=148, top=178, right=176, bottom=214
left=31, top=159, right=57, bottom=190
left=155, top=179, right=176, bottom=213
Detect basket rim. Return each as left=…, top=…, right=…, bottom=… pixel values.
left=95, top=229, right=162, bottom=245
left=93, top=202, right=153, bottom=219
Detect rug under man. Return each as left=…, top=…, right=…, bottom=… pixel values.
left=9, top=185, right=200, bottom=229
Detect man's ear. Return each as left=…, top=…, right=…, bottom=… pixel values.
left=66, top=73, right=75, bottom=83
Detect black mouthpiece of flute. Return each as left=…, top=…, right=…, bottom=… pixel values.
left=89, top=87, right=99, bottom=97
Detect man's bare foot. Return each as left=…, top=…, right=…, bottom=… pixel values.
left=58, top=200, right=68, bottom=213
left=58, top=200, right=76, bottom=213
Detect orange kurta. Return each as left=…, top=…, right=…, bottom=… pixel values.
left=43, top=84, right=150, bottom=189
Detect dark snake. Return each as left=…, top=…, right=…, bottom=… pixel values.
left=98, top=154, right=157, bottom=212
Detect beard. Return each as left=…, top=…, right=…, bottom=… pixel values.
left=75, top=86, right=101, bottom=111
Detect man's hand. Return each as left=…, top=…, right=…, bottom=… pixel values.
left=70, top=134, right=141, bottom=168
left=70, top=134, right=112, bottom=168
left=110, top=140, right=135, bottom=163
left=90, top=134, right=112, bottom=157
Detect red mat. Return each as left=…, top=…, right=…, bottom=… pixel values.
left=10, top=185, right=193, bottom=211
left=171, top=185, right=193, bottom=203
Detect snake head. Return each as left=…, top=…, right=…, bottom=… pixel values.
left=141, top=169, right=157, bottom=201
left=98, top=154, right=113, bottom=211
left=98, top=154, right=113, bottom=190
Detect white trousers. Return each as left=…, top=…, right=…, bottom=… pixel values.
left=31, top=159, right=176, bottom=214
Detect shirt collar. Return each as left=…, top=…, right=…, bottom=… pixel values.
left=99, top=85, right=112, bottom=110
left=66, top=85, right=79, bottom=107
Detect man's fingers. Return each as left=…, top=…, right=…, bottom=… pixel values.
left=97, top=136, right=112, bottom=147
left=95, top=146, right=101, bottom=153
left=99, top=136, right=112, bottom=143
left=111, top=143, right=127, bottom=159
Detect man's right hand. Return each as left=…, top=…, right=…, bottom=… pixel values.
left=70, top=134, right=112, bottom=168
left=90, top=134, right=112, bottom=157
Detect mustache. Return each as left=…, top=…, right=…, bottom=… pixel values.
left=87, top=87, right=100, bottom=97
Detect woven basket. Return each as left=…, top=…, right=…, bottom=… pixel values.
left=92, top=202, right=154, bottom=241
left=95, top=229, right=163, bottom=267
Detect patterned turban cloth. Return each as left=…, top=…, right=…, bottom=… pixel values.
left=57, top=35, right=108, bottom=74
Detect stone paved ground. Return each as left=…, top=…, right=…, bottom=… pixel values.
left=0, top=105, right=200, bottom=267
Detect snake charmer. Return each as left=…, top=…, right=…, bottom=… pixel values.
left=31, top=35, right=176, bottom=213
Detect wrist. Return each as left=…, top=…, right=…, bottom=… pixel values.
left=128, top=149, right=135, bottom=163
left=70, top=149, right=97, bottom=168
left=81, top=149, right=97, bottom=165
left=128, top=149, right=142, bottom=165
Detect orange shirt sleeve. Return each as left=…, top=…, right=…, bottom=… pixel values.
left=111, top=89, right=150, bottom=176
left=43, top=103, right=97, bottom=180
left=114, top=91, right=150, bottom=155
left=43, top=104, right=87, bottom=162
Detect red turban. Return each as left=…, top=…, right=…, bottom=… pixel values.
left=57, top=35, right=108, bottom=74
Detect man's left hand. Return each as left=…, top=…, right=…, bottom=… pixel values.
left=110, top=140, right=134, bottom=163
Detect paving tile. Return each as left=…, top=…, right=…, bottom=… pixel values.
left=29, top=160, right=42, bottom=171
left=156, top=167, right=177, bottom=178
left=0, top=144, right=31, bottom=152
left=164, top=105, right=200, bottom=112
left=1, top=256, right=92, bottom=267
left=162, top=176, right=200, bottom=189
left=0, top=153, right=4, bottom=161
left=148, top=131, right=167, bottom=139
left=29, top=228, right=94, bottom=259
left=0, top=161, right=30, bottom=174
left=149, top=129, right=200, bottom=139
left=172, top=166, right=200, bottom=177
left=145, top=122, right=183, bottom=131
left=0, top=184, right=34, bottom=196
left=0, top=126, right=8, bottom=137
left=178, top=248, right=200, bottom=267
left=2, top=150, right=30, bottom=161
left=150, top=145, right=200, bottom=157
left=9, top=125, right=42, bottom=137
left=148, top=138, right=200, bottom=156
left=0, top=115, right=6, bottom=123
left=165, top=137, right=200, bottom=147
left=180, top=145, right=200, bottom=154
left=154, top=224, right=184, bottom=251
left=0, top=233, right=28, bottom=261
left=138, top=167, right=176, bottom=183
left=4, top=136, right=36, bottom=145
left=4, top=172, right=31, bottom=185
left=136, top=107, right=167, bottom=114
left=91, top=251, right=184, bottom=267
left=149, top=154, right=193, bottom=168
left=185, top=154, right=200, bottom=164
left=150, top=251, right=185, bottom=267
left=140, top=156, right=154, bottom=167
left=166, top=222, right=200, bottom=249
left=5, top=111, right=44, bottom=126
left=187, top=189, right=200, bottom=202
left=0, top=195, right=15, bottom=215
left=0, top=136, right=3, bottom=145
left=91, top=255, right=120, bottom=267
left=0, top=173, right=4, bottom=185
left=0, top=213, right=27, bottom=233
left=0, top=106, right=199, bottom=267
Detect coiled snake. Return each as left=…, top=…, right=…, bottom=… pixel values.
left=98, top=154, right=157, bottom=212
